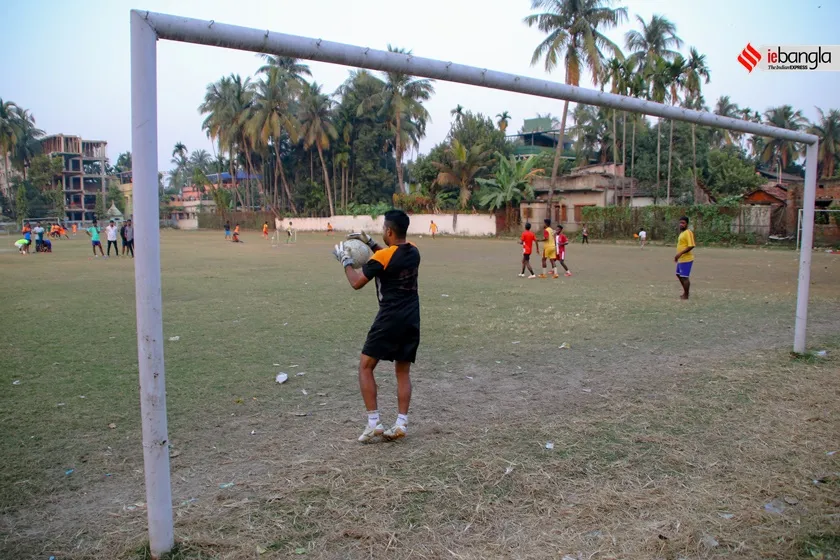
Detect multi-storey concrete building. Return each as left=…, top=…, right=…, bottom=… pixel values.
left=41, top=134, right=108, bottom=222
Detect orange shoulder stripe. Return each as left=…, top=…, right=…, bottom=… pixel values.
left=371, top=245, right=399, bottom=269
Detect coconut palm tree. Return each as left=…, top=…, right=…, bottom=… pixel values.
left=624, top=14, right=683, bottom=71
left=496, top=111, right=512, bottom=134
left=0, top=98, right=21, bottom=194
left=807, top=107, right=840, bottom=178
left=476, top=153, right=542, bottom=225
left=11, top=108, right=45, bottom=179
left=646, top=56, right=671, bottom=199
left=524, top=0, right=627, bottom=217
left=713, top=96, right=741, bottom=147
left=665, top=54, right=687, bottom=203
left=256, top=55, right=312, bottom=85
left=604, top=57, right=625, bottom=166
left=682, top=48, right=710, bottom=191
left=299, top=82, right=338, bottom=215
left=451, top=104, right=465, bottom=124
left=357, top=46, right=435, bottom=195
left=248, top=67, right=300, bottom=213
left=433, top=139, right=494, bottom=208
left=761, top=105, right=808, bottom=181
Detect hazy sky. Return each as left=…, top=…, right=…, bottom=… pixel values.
left=2, top=0, right=838, bottom=172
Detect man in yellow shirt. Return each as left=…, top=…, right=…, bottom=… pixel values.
left=675, top=216, right=696, bottom=300
left=539, top=218, right=558, bottom=278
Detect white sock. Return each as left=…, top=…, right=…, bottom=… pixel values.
left=367, top=410, right=380, bottom=428
left=396, top=414, right=408, bottom=427
left=542, top=267, right=546, bottom=275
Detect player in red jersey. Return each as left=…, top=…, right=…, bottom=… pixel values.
left=554, top=224, right=572, bottom=277
left=518, top=222, right=538, bottom=278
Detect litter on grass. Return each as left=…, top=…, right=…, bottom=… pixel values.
left=12, top=380, right=20, bottom=385
left=219, top=482, right=234, bottom=489
left=275, top=373, right=288, bottom=384
left=545, top=442, right=554, bottom=450
left=168, top=336, right=180, bottom=341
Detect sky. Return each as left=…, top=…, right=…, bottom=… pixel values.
left=1, top=0, right=839, bottom=173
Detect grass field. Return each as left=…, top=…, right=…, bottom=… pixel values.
left=1, top=230, right=839, bottom=560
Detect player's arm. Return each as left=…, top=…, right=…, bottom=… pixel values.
left=343, top=266, right=371, bottom=290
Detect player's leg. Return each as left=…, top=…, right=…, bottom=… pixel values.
left=383, top=361, right=411, bottom=441
left=98, top=242, right=105, bottom=256
left=539, top=253, right=548, bottom=278
left=358, top=353, right=383, bottom=442
left=558, top=258, right=569, bottom=273
left=550, top=258, right=559, bottom=277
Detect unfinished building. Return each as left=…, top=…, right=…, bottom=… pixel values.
left=41, top=134, right=108, bottom=222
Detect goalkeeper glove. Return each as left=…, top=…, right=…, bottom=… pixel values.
left=332, top=242, right=354, bottom=268
left=347, top=231, right=377, bottom=250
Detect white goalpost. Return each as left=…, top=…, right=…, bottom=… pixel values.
left=129, top=9, right=821, bottom=557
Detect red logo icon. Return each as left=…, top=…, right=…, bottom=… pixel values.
left=738, top=43, right=762, bottom=72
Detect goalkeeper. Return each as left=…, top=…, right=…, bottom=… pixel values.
left=332, top=209, right=421, bottom=443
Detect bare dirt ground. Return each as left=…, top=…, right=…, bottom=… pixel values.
left=1, top=231, right=838, bottom=559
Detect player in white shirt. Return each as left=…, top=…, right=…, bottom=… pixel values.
left=105, top=220, right=120, bottom=257
left=639, top=229, right=647, bottom=248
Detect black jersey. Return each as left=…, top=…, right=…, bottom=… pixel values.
left=362, top=243, right=420, bottom=314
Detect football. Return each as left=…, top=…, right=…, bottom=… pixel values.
left=344, top=239, right=374, bottom=269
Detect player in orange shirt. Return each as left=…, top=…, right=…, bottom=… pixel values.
left=262, top=221, right=269, bottom=240
left=72, top=223, right=78, bottom=236
left=518, top=222, right=538, bottom=278
left=232, top=224, right=241, bottom=243
left=327, top=222, right=334, bottom=236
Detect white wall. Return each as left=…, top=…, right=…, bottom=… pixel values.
left=274, top=213, right=497, bottom=237
left=174, top=218, right=199, bottom=230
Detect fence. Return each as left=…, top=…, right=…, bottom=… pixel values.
left=581, top=205, right=769, bottom=244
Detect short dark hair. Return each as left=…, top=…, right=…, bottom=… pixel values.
left=680, top=216, right=689, bottom=223
left=384, top=209, right=410, bottom=238
left=544, top=218, right=551, bottom=226
left=525, top=222, right=532, bottom=230
left=556, top=224, right=564, bottom=231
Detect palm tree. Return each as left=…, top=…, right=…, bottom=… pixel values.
left=524, top=0, right=627, bottom=217
left=248, top=67, right=300, bottom=213
left=713, top=96, right=741, bottom=147
left=682, top=48, right=710, bottom=193
left=199, top=75, right=254, bottom=208
left=433, top=139, right=494, bottom=208
left=256, top=55, right=312, bottom=85
left=357, top=46, right=435, bottom=195
left=451, top=104, right=465, bottom=124
left=172, top=142, right=187, bottom=160
left=624, top=14, right=683, bottom=70
left=807, top=108, right=840, bottom=178
left=761, top=105, right=808, bottom=181
left=476, top=153, right=543, bottom=225
left=496, top=111, right=512, bottom=134
left=646, top=56, right=671, bottom=199
left=0, top=99, right=21, bottom=194
left=299, top=82, right=338, bottom=215
left=604, top=57, right=624, bottom=166
left=11, top=108, right=45, bottom=179
left=665, top=55, right=687, bottom=203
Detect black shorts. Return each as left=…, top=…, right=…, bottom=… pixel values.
left=523, top=253, right=531, bottom=261
left=362, top=310, right=420, bottom=363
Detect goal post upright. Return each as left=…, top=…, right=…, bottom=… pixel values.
left=128, top=9, right=821, bottom=555
left=130, top=10, right=174, bottom=558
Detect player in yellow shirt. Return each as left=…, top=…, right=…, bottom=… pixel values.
left=262, top=221, right=269, bottom=240
left=675, top=216, right=696, bottom=300
left=539, top=218, right=558, bottom=278
left=429, top=220, right=438, bottom=238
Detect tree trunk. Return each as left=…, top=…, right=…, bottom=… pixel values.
left=547, top=100, right=570, bottom=220
left=316, top=144, right=335, bottom=216
left=274, top=142, right=297, bottom=215
left=656, top=118, right=662, bottom=202
left=310, top=150, right=314, bottom=183
left=666, top=118, right=674, bottom=205
left=692, top=124, right=698, bottom=202
left=612, top=109, right=618, bottom=166
left=395, top=116, right=404, bottom=194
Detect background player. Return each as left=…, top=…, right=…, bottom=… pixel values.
left=639, top=228, right=647, bottom=248
left=429, top=220, right=438, bottom=239
left=262, top=221, right=270, bottom=240
left=554, top=224, right=572, bottom=277
left=518, top=222, right=538, bottom=278
left=675, top=216, right=696, bottom=300
left=539, top=218, right=558, bottom=278
left=332, top=210, right=420, bottom=443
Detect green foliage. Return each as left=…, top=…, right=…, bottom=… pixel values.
left=94, top=192, right=106, bottom=221
left=581, top=204, right=743, bottom=244
left=14, top=183, right=28, bottom=223
left=475, top=153, right=540, bottom=212
left=344, top=201, right=392, bottom=218
left=107, top=182, right=126, bottom=214
left=704, top=147, right=763, bottom=197
left=28, top=155, right=63, bottom=191
left=392, top=193, right=435, bottom=214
